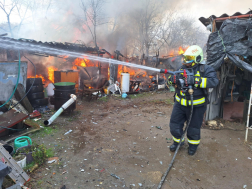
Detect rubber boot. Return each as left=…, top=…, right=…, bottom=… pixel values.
left=188, top=144, right=198, bottom=156
left=169, top=141, right=184, bottom=152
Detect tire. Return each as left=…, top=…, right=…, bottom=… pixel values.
left=26, top=78, right=43, bottom=86
left=27, top=85, right=44, bottom=93
left=30, top=98, right=48, bottom=107
left=27, top=92, right=45, bottom=100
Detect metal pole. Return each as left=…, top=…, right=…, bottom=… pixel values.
left=245, top=81, right=252, bottom=142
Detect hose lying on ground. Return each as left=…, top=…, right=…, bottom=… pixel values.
left=157, top=93, right=194, bottom=189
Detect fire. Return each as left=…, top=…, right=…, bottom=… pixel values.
left=178, top=46, right=185, bottom=54
left=47, top=66, right=58, bottom=83
left=168, top=46, right=188, bottom=57
left=117, top=65, right=147, bottom=79
left=72, top=57, right=94, bottom=69
left=74, top=58, right=86, bottom=67
left=27, top=74, right=46, bottom=83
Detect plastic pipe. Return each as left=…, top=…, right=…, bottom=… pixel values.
left=44, top=94, right=77, bottom=126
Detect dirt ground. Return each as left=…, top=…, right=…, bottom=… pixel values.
left=8, top=91, right=252, bottom=189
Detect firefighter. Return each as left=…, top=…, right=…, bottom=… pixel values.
left=168, top=45, right=219, bottom=155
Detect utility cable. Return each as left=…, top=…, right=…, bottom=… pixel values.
left=157, top=93, right=194, bottom=189
left=2, top=54, right=36, bottom=130
left=0, top=51, right=21, bottom=108
left=0, top=125, right=26, bottom=131
left=8, top=55, right=36, bottom=111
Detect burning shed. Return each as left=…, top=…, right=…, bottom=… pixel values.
left=199, top=10, right=252, bottom=122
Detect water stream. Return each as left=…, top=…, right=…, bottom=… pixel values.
left=0, top=37, right=161, bottom=73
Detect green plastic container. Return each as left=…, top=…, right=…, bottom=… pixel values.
left=14, top=136, right=32, bottom=151
left=54, top=82, right=76, bottom=90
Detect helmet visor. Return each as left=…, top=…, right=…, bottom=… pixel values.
left=183, top=55, right=195, bottom=64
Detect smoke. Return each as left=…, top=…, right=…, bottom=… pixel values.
left=3, top=0, right=250, bottom=57
left=17, top=0, right=180, bottom=51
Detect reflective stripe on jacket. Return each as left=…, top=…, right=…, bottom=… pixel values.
left=175, top=94, right=205, bottom=106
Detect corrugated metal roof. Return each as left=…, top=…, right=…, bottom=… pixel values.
left=0, top=37, right=105, bottom=57
left=199, top=10, right=252, bottom=28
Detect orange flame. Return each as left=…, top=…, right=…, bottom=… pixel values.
left=47, top=66, right=58, bottom=83
left=72, top=57, right=95, bottom=69
left=27, top=74, right=46, bottom=83
left=117, top=65, right=147, bottom=79
left=74, top=58, right=87, bottom=67
left=168, top=46, right=188, bottom=57
left=178, top=46, right=185, bottom=54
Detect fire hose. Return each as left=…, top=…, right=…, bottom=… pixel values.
left=157, top=69, right=195, bottom=189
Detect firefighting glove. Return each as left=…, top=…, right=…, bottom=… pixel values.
left=167, top=74, right=179, bottom=85
left=194, top=76, right=202, bottom=87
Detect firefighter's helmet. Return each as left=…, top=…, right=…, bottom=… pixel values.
left=183, top=45, right=203, bottom=64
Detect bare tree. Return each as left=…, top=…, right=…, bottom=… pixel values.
left=156, top=14, right=209, bottom=56
left=0, top=0, right=17, bottom=37
left=129, top=0, right=164, bottom=57
left=0, top=0, right=53, bottom=38
left=79, top=0, right=107, bottom=48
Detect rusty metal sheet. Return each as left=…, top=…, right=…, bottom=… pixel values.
left=0, top=109, right=28, bottom=134
left=223, top=102, right=244, bottom=121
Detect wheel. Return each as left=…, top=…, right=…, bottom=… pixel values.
left=30, top=98, right=48, bottom=107
left=26, top=78, right=43, bottom=85
left=27, top=92, right=45, bottom=100
left=27, top=85, right=44, bottom=93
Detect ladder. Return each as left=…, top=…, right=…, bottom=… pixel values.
left=0, top=143, right=30, bottom=188
left=245, top=81, right=252, bottom=142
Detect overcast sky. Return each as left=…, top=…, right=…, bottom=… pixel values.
left=0, top=0, right=251, bottom=42
left=179, top=0, right=251, bottom=19
left=1, top=0, right=250, bottom=24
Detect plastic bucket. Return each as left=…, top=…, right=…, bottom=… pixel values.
left=16, top=145, right=34, bottom=164
left=15, top=155, right=26, bottom=168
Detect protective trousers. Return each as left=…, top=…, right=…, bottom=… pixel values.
left=169, top=101, right=207, bottom=148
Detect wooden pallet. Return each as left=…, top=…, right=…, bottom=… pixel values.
left=0, top=143, right=30, bottom=187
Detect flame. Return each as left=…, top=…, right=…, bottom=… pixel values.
left=47, top=66, right=58, bottom=83
left=117, top=65, right=147, bottom=79
left=74, top=58, right=87, bottom=67
left=27, top=74, right=46, bottom=83
left=168, top=46, right=188, bottom=57
left=169, top=51, right=175, bottom=57
left=72, top=57, right=95, bottom=69
left=178, top=46, right=185, bottom=54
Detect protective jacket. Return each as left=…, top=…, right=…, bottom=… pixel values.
left=170, top=63, right=219, bottom=147
left=174, top=64, right=219, bottom=107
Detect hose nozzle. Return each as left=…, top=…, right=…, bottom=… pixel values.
left=160, top=69, right=168, bottom=73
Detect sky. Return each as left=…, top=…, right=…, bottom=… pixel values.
left=0, top=0, right=251, bottom=42
left=180, top=0, right=251, bottom=19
